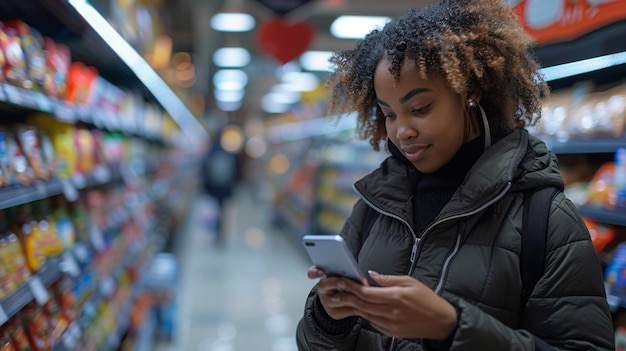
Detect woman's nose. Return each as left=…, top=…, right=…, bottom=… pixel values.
left=395, top=117, right=417, bottom=139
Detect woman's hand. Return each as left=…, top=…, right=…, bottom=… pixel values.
left=307, top=266, right=457, bottom=340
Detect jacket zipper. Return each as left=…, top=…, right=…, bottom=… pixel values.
left=355, top=182, right=512, bottom=351
left=407, top=181, right=513, bottom=279
left=434, top=224, right=464, bottom=294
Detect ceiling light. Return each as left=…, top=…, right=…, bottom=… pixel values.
left=261, top=94, right=291, bottom=114
left=330, top=16, right=390, bottom=39
left=213, top=47, right=251, bottom=67
left=540, top=50, right=626, bottom=81
left=214, top=89, right=245, bottom=103
left=281, top=72, right=319, bottom=92
left=213, top=69, right=248, bottom=90
left=217, top=100, right=243, bottom=111
left=300, top=51, right=333, bottom=71
left=268, top=87, right=300, bottom=104
left=211, top=13, right=255, bottom=32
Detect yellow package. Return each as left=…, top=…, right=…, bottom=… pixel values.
left=28, top=114, right=77, bottom=179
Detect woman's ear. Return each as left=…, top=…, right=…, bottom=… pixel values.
left=467, top=93, right=481, bottom=104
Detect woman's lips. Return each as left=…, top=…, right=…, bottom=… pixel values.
left=401, top=145, right=429, bottom=162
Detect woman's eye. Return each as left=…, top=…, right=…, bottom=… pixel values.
left=412, top=105, right=430, bottom=114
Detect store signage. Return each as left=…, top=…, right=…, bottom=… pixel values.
left=510, top=0, right=626, bottom=44
left=258, top=17, right=315, bottom=64
left=256, top=0, right=314, bottom=16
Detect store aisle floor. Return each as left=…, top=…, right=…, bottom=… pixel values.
left=157, top=183, right=315, bottom=351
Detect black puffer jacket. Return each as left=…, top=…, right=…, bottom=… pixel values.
left=296, top=129, right=614, bottom=350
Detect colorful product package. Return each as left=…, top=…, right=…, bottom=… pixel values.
left=21, top=303, right=52, bottom=351
left=606, top=242, right=626, bottom=296
left=4, top=21, right=46, bottom=92
left=27, top=115, right=77, bottom=180
left=42, top=38, right=70, bottom=99
left=15, top=125, right=48, bottom=180
left=65, top=62, right=98, bottom=106
left=4, top=318, right=33, bottom=351
left=74, top=127, right=95, bottom=176
left=0, top=24, right=29, bottom=89
left=5, top=132, right=34, bottom=186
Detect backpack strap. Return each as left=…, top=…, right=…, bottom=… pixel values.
left=521, top=186, right=560, bottom=303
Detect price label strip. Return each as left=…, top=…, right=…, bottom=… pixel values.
left=34, top=92, right=52, bottom=112
left=61, top=179, right=79, bottom=202
left=28, top=276, right=50, bottom=305
left=3, top=85, right=22, bottom=105
left=61, top=252, right=81, bottom=277
left=53, top=101, right=76, bottom=123
left=0, top=305, right=8, bottom=326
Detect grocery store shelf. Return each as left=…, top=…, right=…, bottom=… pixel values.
left=579, top=206, right=626, bottom=227
left=0, top=82, right=160, bottom=141
left=0, top=0, right=208, bottom=144
left=542, top=136, right=626, bottom=154
left=0, top=255, right=63, bottom=326
left=0, top=165, right=125, bottom=211
left=0, top=179, right=64, bottom=210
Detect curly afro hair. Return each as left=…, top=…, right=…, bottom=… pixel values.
left=326, top=0, right=549, bottom=151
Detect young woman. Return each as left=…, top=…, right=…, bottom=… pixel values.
left=296, top=0, right=615, bottom=350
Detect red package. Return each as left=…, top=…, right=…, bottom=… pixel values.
left=42, top=38, right=70, bottom=99
left=0, top=25, right=29, bottom=89
left=3, top=21, right=45, bottom=91
left=65, top=62, right=98, bottom=105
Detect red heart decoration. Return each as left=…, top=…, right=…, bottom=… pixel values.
left=258, top=17, right=315, bottom=64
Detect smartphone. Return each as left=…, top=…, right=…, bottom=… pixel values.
left=302, top=234, right=367, bottom=284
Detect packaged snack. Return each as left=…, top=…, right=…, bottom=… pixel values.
left=31, top=200, right=63, bottom=257
left=0, top=236, right=17, bottom=296
left=65, top=62, right=98, bottom=105
left=27, top=115, right=76, bottom=180
left=50, top=196, right=76, bottom=249
left=21, top=303, right=52, bottom=351
left=4, top=21, right=45, bottom=92
left=74, top=127, right=95, bottom=176
left=15, top=125, right=47, bottom=180
left=5, top=132, right=34, bottom=186
left=6, top=232, right=31, bottom=284
left=583, top=218, right=616, bottom=254
left=0, top=330, right=17, bottom=351
left=586, top=162, right=617, bottom=209
left=0, top=26, right=7, bottom=83
left=8, top=205, right=44, bottom=272
left=616, top=148, right=626, bottom=210
left=42, top=38, right=70, bottom=99
left=0, top=25, right=29, bottom=89
left=606, top=243, right=626, bottom=293
left=50, top=279, right=77, bottom=322
left=0, top=129, right=9, bottom=187
left=37, top=131, right=55, bottom=179
left=3, top=319, right=32, bottom=351
left=42, top=295, right=68, bottom=345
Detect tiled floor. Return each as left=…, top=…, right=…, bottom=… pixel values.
left=155, top=183, right=315, bottom=351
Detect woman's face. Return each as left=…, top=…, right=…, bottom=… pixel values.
left=374, top=56, right=479, bottom=173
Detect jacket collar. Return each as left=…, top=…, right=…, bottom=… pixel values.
left=354, top=129, right=563, bottom=220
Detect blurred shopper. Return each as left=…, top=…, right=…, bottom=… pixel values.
left=201, top=130, right=241, bottom=243
left=296, top=0, right=614, bottom=350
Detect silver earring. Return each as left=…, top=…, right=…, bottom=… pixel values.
left=468, top=99, right=477, bottom=108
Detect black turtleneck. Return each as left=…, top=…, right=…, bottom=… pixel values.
left=414, top=136, right=484, bottom=234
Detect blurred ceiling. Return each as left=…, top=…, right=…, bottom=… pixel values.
left=162, top=0, right=438, bottom=120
